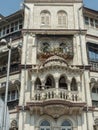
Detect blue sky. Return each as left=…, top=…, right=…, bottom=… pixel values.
left=0, top=0, right=98, bottom=16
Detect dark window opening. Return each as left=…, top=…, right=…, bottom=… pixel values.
left=59, top=76, right=67, bottom=89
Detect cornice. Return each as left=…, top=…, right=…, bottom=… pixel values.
left=83, top=7, right=98, bottom=19
left=25, top=0, right=83, bottom=3
left=26, top=100, right=86, bottom=107
left=22, top=29, right=87, bottom=35
left=86, top=34, right=98, bottom=40
left=29, top=64, right=83, bottom=76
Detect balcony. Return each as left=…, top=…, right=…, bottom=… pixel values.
left=26, top=88, right=85, bottom=117
left=0, top=63, right=20, bottom=77
left=34, top=88, right=81, bottom=102
left=0, top=31, right=22, bottom=43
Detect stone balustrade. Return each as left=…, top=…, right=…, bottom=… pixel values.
left=34, top=88, right=81, bottom=102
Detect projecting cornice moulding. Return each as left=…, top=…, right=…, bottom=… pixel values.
left=24, top=0, right=83, bottom=3
left=22, top=29, right=87, bottom=35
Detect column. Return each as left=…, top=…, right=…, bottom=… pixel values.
left=83, top=71, right=92, bottom=106
left=67, top=79, right=71, bottom=101
left=18, top=110, right=26, bottom=130
left=32, top=34, right=37, bottom=65
left=31, top=79, right=35, bottom=100
left=77, top=81, right=82, bottom=101
left=55, top=77, right=59, bottom=98
left=77, top=115, right=82, bottom=130
left=41, top=79, right=46, bottom=100
left=67, top=80, right=71, bottom=91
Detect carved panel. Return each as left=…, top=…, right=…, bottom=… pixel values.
left=37, top=36, right=73, bottom=62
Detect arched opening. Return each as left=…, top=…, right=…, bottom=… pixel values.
left=59, top=76, right=68, bottom=89
left=41, top=42, right=50, bottom=53
left=40, top=120, right=51, bottom=130
left=71, top=78, right=77, bottom=91
left=91, top=82, right=98, bottom=107
left=45, top=75, right=55, bottom=89
left=61, top=120, right=72, bottom=130
left=59, top=42, right=68, bottom=53
left=35, top=77, right=42, bottom=90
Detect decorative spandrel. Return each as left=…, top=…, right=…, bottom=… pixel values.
left=37, top=36, right=73, bottom=61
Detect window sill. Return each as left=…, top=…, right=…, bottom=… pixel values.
left=40, top=25, right=51, bottom=28
left=57, top=25, right=67, bottom=28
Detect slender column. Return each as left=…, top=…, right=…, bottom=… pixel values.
left=77, top=81, right=82, bottom=101
left=67, top=80, right=71, bottom=91
left=77, top=81, right=81, bottom=91
left=67, top=80, right=71, bottom=100
left=24, top=111, right=31, bottom=130
left=77, top=115, right=82, bottom=130
left=40, top=79, right=46, bottom=100
left=55, top=77, right=59, bottom=97
left=31, top=79, right=35, bottom=100
left=32, top=35, right=37, bottom=65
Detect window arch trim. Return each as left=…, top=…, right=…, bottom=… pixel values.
left=40, top=10, right=51, bottom=26
left=57, top=10, right=67, bottom=26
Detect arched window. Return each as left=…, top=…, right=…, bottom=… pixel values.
left=58, top=10, right=67, bottom=26
left=92, top=85, right=98, bottom=93
left=41, top=10, right=50, bottom=25
left=61, top=120, right=72, bottom=130
left=59, top=76, right=68, bottom=89
left=40, top=120, right=51, bottom=130
left=59, top=42, right=68, bottom=53
left=41, top=42, right=50, bottom=53
left=71, top=78, right=77, bottom=91
left=45, top=75, right=55, bottom=89
left=35, top=77, right=42, bottom=90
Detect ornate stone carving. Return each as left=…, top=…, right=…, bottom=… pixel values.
left=44, top=105, right=65, bottom=118
left=11, top=120, right=17, bottom=128
left=37, top=36, right=73, bottom=62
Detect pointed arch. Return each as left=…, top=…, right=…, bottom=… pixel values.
left=35, top=77, right=42, bottom=90
left=71, top=77, right=77, bottom=91
left=59, top=75, right=68, bottom=89
left=45, top=74, right=55, bottom=89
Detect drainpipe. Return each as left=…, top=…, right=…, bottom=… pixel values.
left=77, top=5, right=89, bottom=130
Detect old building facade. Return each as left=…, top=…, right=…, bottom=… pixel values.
left=0, top=0, right=98, bottom=130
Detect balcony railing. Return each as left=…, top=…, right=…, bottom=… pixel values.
left=7, top=99, right=19, bottom=110
left=0, top=31, right=22, bottom=43
left=0, top=63, right=20, bottom=77
left=90, top=61, right=98, bottom=71
left=34, top=88, right=81, bottom=102
left=92, top=100, right=98, bottom=108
